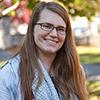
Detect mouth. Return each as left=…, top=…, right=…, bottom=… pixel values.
left=44, top=38, right=58, bottom=42
left=44, top=38, right=58, bottom=45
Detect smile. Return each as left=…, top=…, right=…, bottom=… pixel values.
left=45, top=39, right=58, bottom=45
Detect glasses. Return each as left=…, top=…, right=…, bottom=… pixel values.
left=35, top=23, right=66, bottom=35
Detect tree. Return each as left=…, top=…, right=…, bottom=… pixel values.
left=57, top=0, right=100, bottom=19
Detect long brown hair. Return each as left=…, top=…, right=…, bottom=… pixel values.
left=19, top=2, right=88, bottom=100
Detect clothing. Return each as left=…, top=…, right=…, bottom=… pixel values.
left=0, top=56, right=22, bottom=100
left=0, top=56, right=78, bottom=100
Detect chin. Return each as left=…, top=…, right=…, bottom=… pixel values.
left=39, top=46, right=59, bottom=54
left=44, top=49, right=58, bottom=54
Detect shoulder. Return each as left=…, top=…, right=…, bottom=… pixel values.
left=0, top=55, right=21, bottom=99
left=0, top=55, right=20, bottom=84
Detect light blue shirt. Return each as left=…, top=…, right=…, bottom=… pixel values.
left=0, top=56, right=22, bottom=100
left=0, top=56, right=62, bottom=100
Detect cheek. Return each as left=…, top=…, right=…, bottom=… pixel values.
left=34, top=31, right=44, bottom=47
left=34, top=28, right=41, bottom=41
left=59, top=35, right=66, bottom=44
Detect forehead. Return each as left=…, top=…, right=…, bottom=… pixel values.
left=38, top=8, right=66, bottom=27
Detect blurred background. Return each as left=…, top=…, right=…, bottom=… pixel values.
left=0, top=0, right=100, bottom=99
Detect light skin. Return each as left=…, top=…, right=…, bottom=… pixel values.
left=34, top=8, right=66, bottom=71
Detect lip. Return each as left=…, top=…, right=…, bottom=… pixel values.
left=44, top=38, right=58, bottom=43
left=44, top=39, right=58, bottom=45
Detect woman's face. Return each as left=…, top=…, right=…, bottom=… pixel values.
left=34, top=8, right=66, bottom=54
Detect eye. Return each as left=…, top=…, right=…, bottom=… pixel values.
left=57, top=27, right=65, bottom=32
left=42, top=23, right=53, bottom=30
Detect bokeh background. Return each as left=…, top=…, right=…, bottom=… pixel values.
left=0, top=0, right=100, bottom=99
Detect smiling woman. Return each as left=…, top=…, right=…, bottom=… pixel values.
left=0, top=1, right=88, bottom=100
left=33, top=8, right=66, bottom=54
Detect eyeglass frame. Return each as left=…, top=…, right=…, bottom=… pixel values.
left=34, top=22, right=66, bottom=35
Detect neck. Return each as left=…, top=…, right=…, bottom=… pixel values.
left=38, top=50, right=56, bottom=71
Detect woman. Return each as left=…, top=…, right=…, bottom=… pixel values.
left=0, top=1, right=88, bottom=100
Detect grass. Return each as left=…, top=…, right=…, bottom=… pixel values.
left=77, top=46, right=100, bottom=54
left=77, top=46, right=100, bottom=64
left=79, top=54, right=100, bottom=64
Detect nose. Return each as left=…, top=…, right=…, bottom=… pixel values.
left=49, top=28, right=58, bottom=37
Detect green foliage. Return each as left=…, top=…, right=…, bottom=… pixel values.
left=87, top=81, right=100, bottom=99
left=27, top=0, right=40, bottom=10
left=57, top=0, right=100, bottom=19
left=12, top=0, right=19, bottom=4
